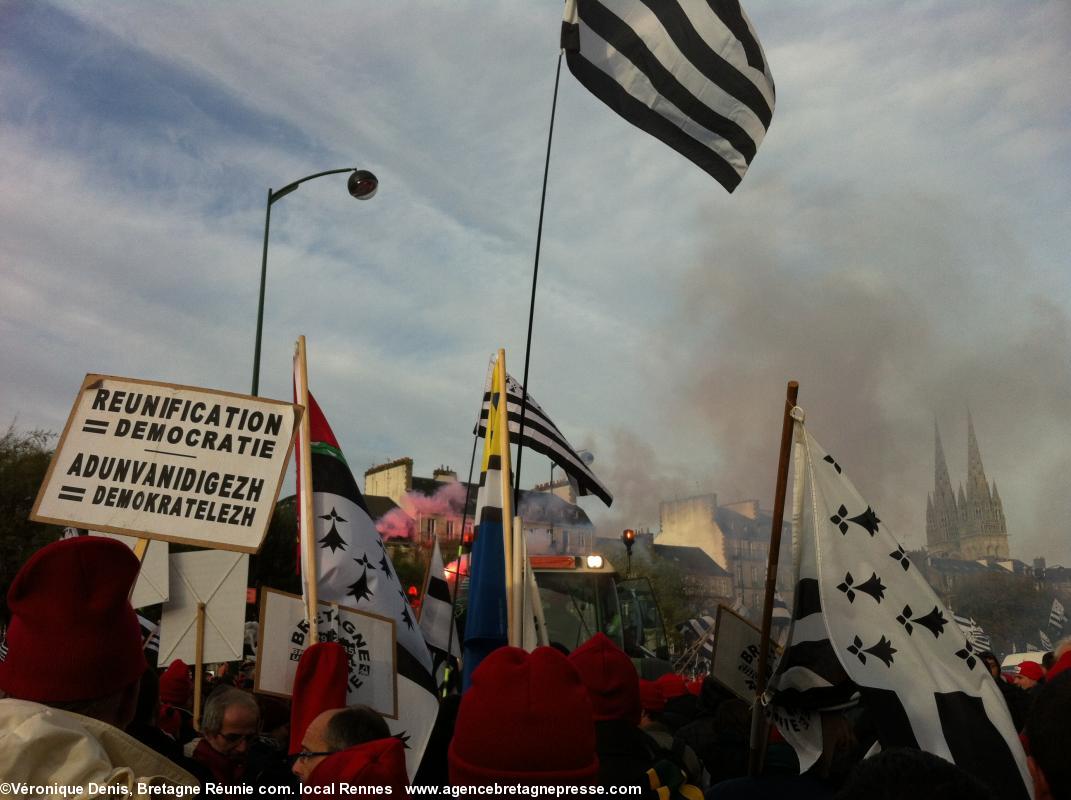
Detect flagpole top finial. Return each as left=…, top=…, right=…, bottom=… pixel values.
left=790, top=406, right=805, bottom=423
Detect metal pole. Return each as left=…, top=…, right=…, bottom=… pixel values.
left=251, top=188, right=273, bottom=396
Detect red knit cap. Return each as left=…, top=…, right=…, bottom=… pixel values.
left=0, top=536, right=146, bottom=702
left=656, top=672, right=688, bottom=699
left=568, top=633, right=641, bottom=726
left=159, top=660, right=193, bottom=705
left=639, top=679, right=666, bottom=713
left=289, top=642, right=350, bottom=756
left=686, top=677, right=704, bottom=696
left=1017, top=661, right=1044, bottom=681
left=449, top=646, right=599, bottom=785
left=308, top=737, right=409, bottom=794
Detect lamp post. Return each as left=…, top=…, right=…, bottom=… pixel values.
left=250, top=168, right=378, bottom=396
left=621, top=528, right=635, bottom=579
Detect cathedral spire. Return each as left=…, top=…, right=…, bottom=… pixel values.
left=966, top=409, right=992, bottom=504
left=934, top=419, right=955, bottom=503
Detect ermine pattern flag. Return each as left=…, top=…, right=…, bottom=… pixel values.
left=768, top=422, right=1032, bottom=799
left=680, top=615, right=716, bottom=658
left=296, top=390, right=438, bottom=778
left=419, top=538, right=461, bottom=660
left=475, top=366, right=612, bottom=507
left=772, top=592, right=791, bottom=624
left=1050, top=598, right=1066, bottom=633
left=561, top=0, right=775, bottom=192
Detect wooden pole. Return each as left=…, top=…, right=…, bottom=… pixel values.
left=747, top=380, right=799, bottom=776
left=294, top=336, right=319, bottom=642
left=496, top=350, right=518, bottom=646
left=193, top=601, right=206, bottom=731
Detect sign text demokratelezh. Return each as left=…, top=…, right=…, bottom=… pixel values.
left=31, top=375, right=302, bottom=553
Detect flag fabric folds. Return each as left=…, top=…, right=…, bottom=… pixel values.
left=561, top=0, right=775, bottom=192
left=1050, top=597, right=1066, bottom=633
left=295, top=388, right=438, bottom=778
left=419, top=538, right=461, bottom=661
left=1039, top=630, right=1053, bottom=651
left=462, top=356, right=513, bottom=691
left=768, top=421, right=1032, bottom=799
left=475, top=365, right=613, bottom=507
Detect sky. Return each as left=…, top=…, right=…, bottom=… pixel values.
left=2, top=1, right=1070, bottom=564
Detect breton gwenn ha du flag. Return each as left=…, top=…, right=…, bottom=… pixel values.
left=1050, top=597, right=1066, bottom=633
left=561, top=0, right=775, bottom=192
left=475, top=363, right=613, bottom=507
left=768, top=415, right=1032, bottom=800
left=419, top=538, right=461, bottom=661
left=294, top=384, right=438, bottom=778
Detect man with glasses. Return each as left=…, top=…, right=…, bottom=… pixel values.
left=188, top=684, right=261, bottom=783
left=291, top=705, right=390, bottom=783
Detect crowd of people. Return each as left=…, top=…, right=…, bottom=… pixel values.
left=0, top=536, right=1068, bottom=799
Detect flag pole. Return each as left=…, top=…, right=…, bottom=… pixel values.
left=748, top=380, right=799, bottom=777
left=193, top=601, right=206, bottom=731
left=496, top=350, right=518, bottom=646
left=442, top=356, right=496, bottom=691
left=294, top=336, right=320, bottom=643
left=513, top=50, right=564, bottom=508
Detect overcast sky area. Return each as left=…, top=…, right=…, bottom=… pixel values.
left=2, top=2, right=1069, bottom=563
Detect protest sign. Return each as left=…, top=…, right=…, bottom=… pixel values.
left=159, top=549, right=248, bottom=666
left=32, top=374, right=301, bottom=552
left=710, top=604, right=781, bottom=702
left=255, top=588, right=398, bottom=720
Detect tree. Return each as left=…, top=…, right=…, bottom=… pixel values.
left=0, top=425, right=63, bottom=624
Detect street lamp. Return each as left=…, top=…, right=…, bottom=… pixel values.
left=250, top=168, right=379, bottom=396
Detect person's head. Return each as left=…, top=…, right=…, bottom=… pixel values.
left=449, top=646, right=598, bottom=785
left=1025, top=671, right=1071, bottom=800
left=1014, top=661, right=1045, bottom=689
left=291, top=705, right=390, bottom=782
left=979, top=651, right=1001, bottom=680
left=833, top=747, right=999, bottom=800
left=0, top=536, right=146, bottom=729
left=1043, top=651, right=1056, bottom=672
left=568, top=632, right=641, bottom=726
left=201, top=685, right=260, bottom=761
left=159, top=660, right=193, bottom=709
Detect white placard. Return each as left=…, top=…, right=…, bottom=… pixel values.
left=32, top=375, right=301, bottom=553
left=255, top=588, right=398, bottom=720
left=101, top=532, right=170, bottom=608
left=710, top=604, right=780, bottom=702
left=159, top=550, right=248, bottom=665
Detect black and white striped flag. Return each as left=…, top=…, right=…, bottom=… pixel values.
left=1049, top=597, right=1066, bottom=633
left=1039, top=630, right=1053, bottom=652
left=953, top=614, right=992, bottom=654
left=475, top=366, right=613, bottom=507
left=419, top=538, right=461, bottom=660
left=768, top=420, right=1031, bottom=799
left=561, top=0, right=775, bottom=192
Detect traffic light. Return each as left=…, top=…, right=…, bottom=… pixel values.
left=622, top=528, right=635, bottom=555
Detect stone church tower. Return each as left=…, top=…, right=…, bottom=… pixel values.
left=925, top=413, right=1009, bottom=559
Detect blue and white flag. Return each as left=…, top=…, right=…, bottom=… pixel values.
left=768, top=418, right=1032, bottom=799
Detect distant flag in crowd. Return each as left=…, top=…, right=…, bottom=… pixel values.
left=768, top=421, right=1032, bottom=799
left=138, top=614, right=160, bottom=667
left=952, top=614, right=992, bottom=654
left=1039, top=630, right=1053, bottom=652
left=418, top=538, right=461, bottom=662
left=561, top=0, right=775, bottom=192
left=772, top=592, right=791, bottom=624
left=680, top=615, right=716, bottom=659
left=293, top=374, right=438, bottom=778
left=1049, top=597, right=1066, bottom=633
left=463, top=354, right=513, bottom=691
left=475, top=363, right=613, bottom=507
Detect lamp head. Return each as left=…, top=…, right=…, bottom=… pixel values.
left=347, top=169, right=378, bottom=200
